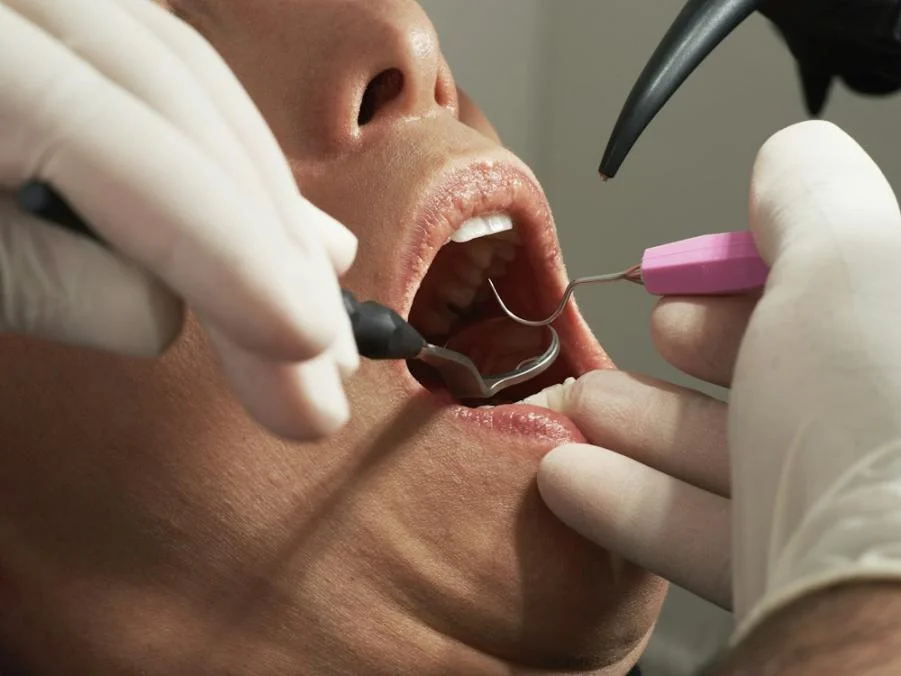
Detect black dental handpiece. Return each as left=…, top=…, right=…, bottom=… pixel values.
left=16, top=181, right=425, bottom=361
left=600, top=0, right=901, bottom=179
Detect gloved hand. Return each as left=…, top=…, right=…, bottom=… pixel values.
left=760, top=0, right=901, bottom=115
left=525, top=303, right=740, bottom=610
left=538, top=120, right=901, bottom=640
left=728, top=121, right=901, bottom=640
left=0, top=0, right=359, bottom=440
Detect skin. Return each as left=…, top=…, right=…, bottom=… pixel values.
left=707, top=584, right=901, bottom=675
left=0, top=1, right=665, bottom=674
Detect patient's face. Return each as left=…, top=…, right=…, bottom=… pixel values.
left=0, top=1, right=664, bottom=674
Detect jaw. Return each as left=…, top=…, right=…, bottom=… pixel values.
left=338, top=364, right=665, bottom=673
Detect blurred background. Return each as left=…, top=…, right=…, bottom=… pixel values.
left=417, top=1, right=901, bottom=673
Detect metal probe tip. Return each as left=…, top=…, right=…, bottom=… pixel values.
left=489, top=265, right=642, bottom=328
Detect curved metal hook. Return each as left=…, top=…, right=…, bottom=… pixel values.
left=488, top=265, right=642, bottom=327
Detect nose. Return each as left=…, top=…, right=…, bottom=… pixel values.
left=354, top=2, right=457, bottom=125
left=353, top=6, right=457, bottom=127
left=305, top=0, right=458, bottom=150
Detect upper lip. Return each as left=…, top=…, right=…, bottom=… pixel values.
left=390, top=155, right=570, bottom=321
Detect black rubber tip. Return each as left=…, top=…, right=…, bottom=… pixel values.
left=342, top=290, right=425, bottom=361
left=17, top=181, right=96, bottom=240
left=798, top=60, right=833, bottom=116
left=599, top=0, right=762, bottom=179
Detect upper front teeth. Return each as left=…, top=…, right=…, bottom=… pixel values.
left=449, top=213, right=514, bottom=244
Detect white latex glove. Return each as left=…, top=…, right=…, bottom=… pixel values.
left=537, top=120, right=901, bottom=641
left=729, top=121, right=901, bottom=640
left=0, top=0, right=359, bottom=440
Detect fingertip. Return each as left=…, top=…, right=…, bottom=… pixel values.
left=206, top=325, right=352, bottom=441
left=538, top=443, right=603, bottom=512
left=245, top=254, right=347, bottom=362
left=257, top=294, right=341, bottom=363
left=650, top=296, right=692, bottom=341
left=758, top=120, right=847, bottom=157
left=332, top=304, right=360, bottom=378
left=261, top=354, right=352, bottom=441
left=750, top=121, right=897, bottom=264
left=755, top=121, right=860, bottom=180
left=650, top=296, right=754, bottom=386
left=298, top=198, right=358, bottom=275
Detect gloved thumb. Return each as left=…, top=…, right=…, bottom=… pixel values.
left=749, top=120, right=901, bottom=271
left=0, top=193, right=183, bottom=356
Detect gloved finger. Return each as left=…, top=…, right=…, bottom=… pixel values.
left=557, top=370, right=729, bottom=497
left=10, top=0, right=352, bottom=326
left=204, top=323, right=350, bottom=441
left=750, top=120, right=901, bottom=268
left=538, top=443, right=732, bottom=609
left=0, top=193, right=183, bottom=356
left=289, top=193, right=358, bottom=278
left=651, top=294, right=757, bottom=388
left=114, top=0, right=358, bottom=274
left=9, top=0, right=359, bottom=373
left=11, top=0, right=272, bottom=211
left=0, top=5, right=343, bottom=362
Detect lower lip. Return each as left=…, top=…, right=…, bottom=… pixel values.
left=400, top=369, right=586, bottom=445
left=452, top=402, right=586, bottom=443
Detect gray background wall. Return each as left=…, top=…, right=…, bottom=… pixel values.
left=417, top=1, right=901, bottom=674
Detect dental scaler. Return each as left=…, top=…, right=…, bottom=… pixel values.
left=490, top=230, right=768, bottom=327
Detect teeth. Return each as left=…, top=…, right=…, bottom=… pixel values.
left=417, top=214, right=520, bottom=330
left=491, top=229, right=522, bottom=244
left=449, top=213, right=514, bottom=244
left=485, top=259, right=508, bottom=278
left=519, top=377, right=578, bottom=413
left=418, top=309, right=455, bottom=337
left=438, top=283, right=477, bottom=310
left=455, top=265, right=484, bottom=286
left=493, top=243, right=517, bottom=262
left=473, top=286, right=492, bottom=303
left=464, top=240, right=497, bottom=269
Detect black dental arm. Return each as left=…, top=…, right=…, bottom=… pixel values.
left=16, top=181, right=425, bottom=361
left=600, top=0, right=760, bottom=180
left=599, top=0, right=901, bottom=179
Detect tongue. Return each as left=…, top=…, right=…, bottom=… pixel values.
left=444, top=317, right=549, bottom=375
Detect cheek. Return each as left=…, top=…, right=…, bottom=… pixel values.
left=0, top=319, right=328, bottom=573
left=457, top=88, right=502, bottom=144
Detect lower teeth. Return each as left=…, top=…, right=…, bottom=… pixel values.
left=477, top=377, right=578, bottom=413
left=519, top=377, right=577, bottom=412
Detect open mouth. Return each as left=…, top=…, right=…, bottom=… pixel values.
left=400, top=163, right=601, bottom=410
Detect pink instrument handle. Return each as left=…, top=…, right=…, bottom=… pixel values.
left=640, top=231, right=769, bottom=296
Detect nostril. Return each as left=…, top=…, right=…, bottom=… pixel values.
left=434, top=62, right=456, bottom=112
left=358, top=68, right=405, bottom=126
left=435, top=77, right=449, bottom=109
